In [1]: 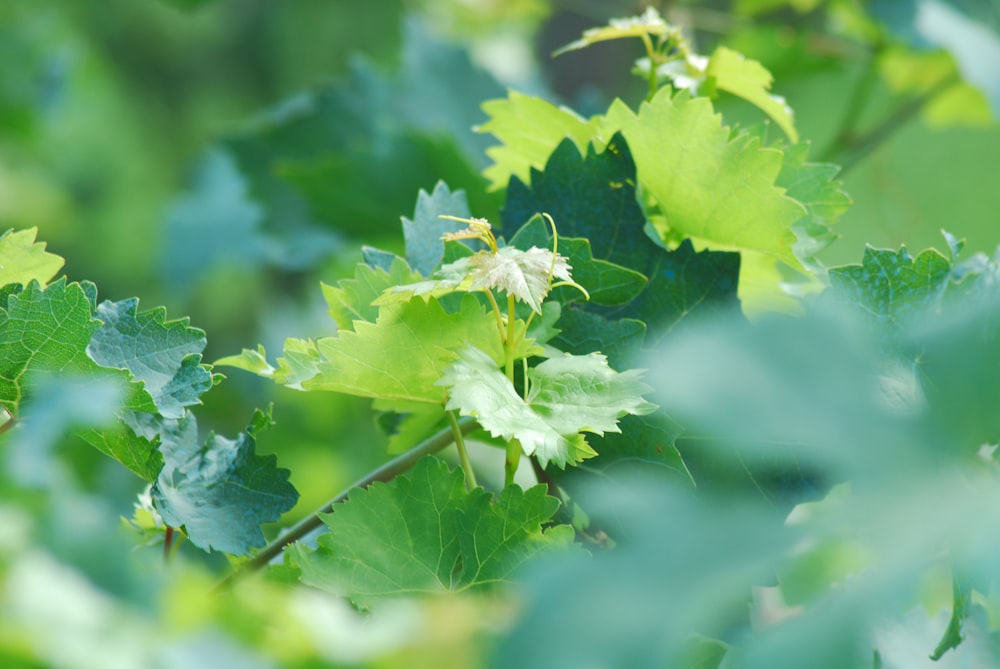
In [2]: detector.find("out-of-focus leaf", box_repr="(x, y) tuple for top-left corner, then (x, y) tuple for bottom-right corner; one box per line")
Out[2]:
(551, 7), (670, 56)
(291, 456), (573, 605)
(152, 409), (298, 555)
(0, 228), (64, 288)
(705, 46), (798, 142)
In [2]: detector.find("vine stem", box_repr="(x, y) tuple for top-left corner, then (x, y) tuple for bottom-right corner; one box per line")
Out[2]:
(448, 410), (477, 490)
(217, 417), (477, 588)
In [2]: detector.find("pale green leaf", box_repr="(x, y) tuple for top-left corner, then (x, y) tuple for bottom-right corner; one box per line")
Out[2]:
(292, 456), (573, 604)
(552, 7), (670, 56)
(439, 346), (656, 468)
(478, 90), (601, 191)
(0, 228), (64, 288)
(705, 46), (798, 143)
(321, 256), (421, 331)
(309, 295), (503, 404)
(601, 90), (806, 270)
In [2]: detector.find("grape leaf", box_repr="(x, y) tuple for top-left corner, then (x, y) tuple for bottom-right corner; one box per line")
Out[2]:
(777, 143), (851, 266)
(78, 424), (163, 483)
(502, 137), (741, 345)
(291, 456), (573, 604)
(550, 307), (646, 371)
(151, 408), (298, 555)
(0, 227), (64, 288)
(508, 215), (648, 307)
(705, 46), (798, 143)
(309, 295), (503, 404)
(439, 346), (656, 468)
(0, 280), (105, 411)
(551, 7), (670, 56)
(321, 257), (421, 332)
(827, 245), (952, 333)
(601, 89), (806, 269)
(86, 298), (216, 420)
(478, 90), (602, 192)
(401, 181), (473, 276)
(502, 136), (660, 274)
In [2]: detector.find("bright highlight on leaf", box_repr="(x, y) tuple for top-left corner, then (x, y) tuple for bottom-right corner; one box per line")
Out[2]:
(0, 227), (64, 288)
(705, 46), (799, 143)
(438, 345), (656, 468)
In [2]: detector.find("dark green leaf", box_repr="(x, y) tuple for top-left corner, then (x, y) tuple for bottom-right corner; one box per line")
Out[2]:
(402, 181), (473, 276)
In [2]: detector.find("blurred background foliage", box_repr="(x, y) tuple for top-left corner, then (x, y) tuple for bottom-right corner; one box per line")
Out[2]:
(2, 0), (1000, 667)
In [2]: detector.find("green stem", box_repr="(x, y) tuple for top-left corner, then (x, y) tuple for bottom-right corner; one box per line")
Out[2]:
(640, 32), (659, 100)
(504, 293), (517, 383)
(820, 49), (880, 163)
(505, 438), (522, 488)
(484, 288), (506, 344)
(448, 410), (477, 490)
(217, 417), (477, 588)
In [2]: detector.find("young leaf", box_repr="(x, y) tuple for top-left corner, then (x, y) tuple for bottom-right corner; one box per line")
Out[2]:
(321, 256), (421, 331)
(0, 227), (64, 288)
(509, 216), (648, 307)
(439, 346), (656, 468)
(291, 456), (573, 605)
(87, 298), (216, 420)
(601, 89), (806, 269)
(309, 295), (504, 405)
(402, 181), (473, 276)
(478, 90), (601, 191)
(551, 7), (670, 56)
(705, 46), (798, 143)
(151, 409), (298, 555)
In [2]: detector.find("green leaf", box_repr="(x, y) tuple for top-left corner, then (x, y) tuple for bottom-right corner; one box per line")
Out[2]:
(705, 46), (799, 143)
(78, 422), (163, 483)
(502, 136), (660, 274)
(321, 256), (421, 331)
(827, 245), (952, 333)
(551, 7), (670, 56)
(777, 143), (851, 266)
(439, 346), (656, 468)
(309, 295), (503, 404)
(610, 239), (742, 347)
(503, 136), (741, 345)
(0, 280), (102, 411)
(152, 409), (298, 555)
(550, 306), (647, 371)
(87, 298), (215, 420)
(291, 456), (572, 604)
(0, 227), (64, 288)
(478, 90), (602, 192)
(601, 89), (807, 270)
(509, 215), (648, 307)
(402, 181), (473, 276)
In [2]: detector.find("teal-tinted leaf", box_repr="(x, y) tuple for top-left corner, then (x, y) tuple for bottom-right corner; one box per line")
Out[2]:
(321, 257), (421, 332)
(509, 216), (648, 307)
(0, 279), (103, 411)
(152, 409), (298, 555)
(87, 298), (215, 420)
(0, 227), (64, 288)
(827, 245), (952, 334)
(440, 346), (656, 468)
(292, 456), (572, 604)
(777, 143), (851, 266)
(402, 181), (473, 276)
